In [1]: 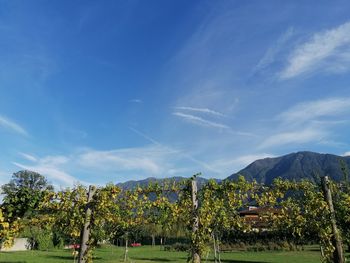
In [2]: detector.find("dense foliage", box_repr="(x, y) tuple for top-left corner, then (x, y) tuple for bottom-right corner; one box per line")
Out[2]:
(0, 170), (349, 263)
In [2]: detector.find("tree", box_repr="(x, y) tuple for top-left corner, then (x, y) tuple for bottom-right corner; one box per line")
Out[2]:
(0, 170), (52, 248)
(1, 170), (53, 220)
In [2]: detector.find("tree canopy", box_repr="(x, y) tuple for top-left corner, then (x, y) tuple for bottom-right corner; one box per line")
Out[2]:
(1, 170), (53, 219)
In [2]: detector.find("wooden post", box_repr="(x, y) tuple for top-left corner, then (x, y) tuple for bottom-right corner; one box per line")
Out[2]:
(321, 176), (344, 263)
(212, 233), (217, 263)
(151, 234), (155, 247)
(191, 177), (201, 263)
(78, 185), (96, 263)
(217, 236), (221, 263)
(123, 235), (128, 262)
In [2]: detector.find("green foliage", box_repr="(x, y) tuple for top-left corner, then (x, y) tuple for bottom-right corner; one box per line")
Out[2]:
(1, 170), (53, 220)
(0, 208), (20, 248)
(2, 171), (349, 263)
(22, 225), (56, 250)
(164, 242), (190, 251)
(0, 170), (53, 248)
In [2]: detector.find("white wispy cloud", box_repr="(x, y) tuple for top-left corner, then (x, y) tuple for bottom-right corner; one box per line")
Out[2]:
(281, 21), (350, 79)
(13, 143), (212, 186)
(13, 161), (79, 187)
(77, 146), (173, 175)
(0, 115), (28, 136)
(39, 155), (69, 166)
(18, 152), (37, 162)
(129, 99), (142, 103)
(279, 97), (350, 126)
(167, 3), (241, 116)
(174, 106), (225, 117)
(343, 151), (350, 156)
(13, 154), (84, 187)
(173, 112), (230, 129)
(259, 128), (326, 149)
(258, 97), (350, 150)
(210, 153), (275, 173)
(254, 27), (294, 73)
(129, 127), (162, 146)
(129, 127), (221, 174)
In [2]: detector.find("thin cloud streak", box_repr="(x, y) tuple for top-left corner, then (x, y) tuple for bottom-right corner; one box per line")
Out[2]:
(129, 99), (142, 103)
(281, 21), (350, 79)
(210, 153), (276, 173)
(13, 154), (88, 187)
(174, 106), (225, 117)
(0, 115), (28, 136)
(259, 128), (326, 149)
(279, 97), (350, 125)
(258, 97), (350, 150)
(12, 161), (80, 187)
(173, 112), (230, 129)
(129, 127), (221, 174)
(77, 146), (170, 175)
(254, 27), (294, 73)
(129, 127), (162, 146)
(18, 152), (37, 162)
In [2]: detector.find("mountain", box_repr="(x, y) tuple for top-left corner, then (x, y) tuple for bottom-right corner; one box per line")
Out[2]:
(116, 176), (213, 190)
(227, 151), (350, 184)
(116, 176), (215, 202)
(116, 152), (350, 188)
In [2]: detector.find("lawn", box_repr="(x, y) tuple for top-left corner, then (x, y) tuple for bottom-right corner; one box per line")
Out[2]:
(0, 245), (348, 263)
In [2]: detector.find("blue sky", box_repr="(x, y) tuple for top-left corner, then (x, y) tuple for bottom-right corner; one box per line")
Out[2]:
(1, 0), (350, 188)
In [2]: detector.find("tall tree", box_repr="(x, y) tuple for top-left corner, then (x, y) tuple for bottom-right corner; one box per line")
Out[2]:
(1, 170), (53, 219)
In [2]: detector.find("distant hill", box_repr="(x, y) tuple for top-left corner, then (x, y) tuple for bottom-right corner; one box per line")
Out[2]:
(116, 152), (350, 188)
(116, 176), (213, 190)
(227, 151), (350, 184)
(116, 176), (215, 202)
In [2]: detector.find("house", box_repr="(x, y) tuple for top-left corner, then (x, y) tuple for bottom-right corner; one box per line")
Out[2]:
(239, 206), (280, 231)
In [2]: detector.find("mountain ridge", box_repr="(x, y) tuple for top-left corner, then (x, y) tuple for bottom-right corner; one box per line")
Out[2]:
(116, 176), (214, 189)
(116, 151), (350, 188)
(227, 151), (350, 184)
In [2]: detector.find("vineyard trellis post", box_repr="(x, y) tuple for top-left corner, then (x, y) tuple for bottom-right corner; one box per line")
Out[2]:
(191, 176), (201, 263)
(321, 176), (344, 263)
(78, 185), (96, 263)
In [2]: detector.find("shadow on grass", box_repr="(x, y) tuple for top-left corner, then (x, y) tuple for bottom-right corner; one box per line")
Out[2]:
(219, 260), (268, 263)
(44, 255), (102, 260)
(0, 261), (27, 263)
(134, 257), (181, 262)
(307, 248), (321, 252)
(133, 258), (267, 263)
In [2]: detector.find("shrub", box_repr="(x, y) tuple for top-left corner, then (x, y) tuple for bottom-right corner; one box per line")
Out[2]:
(163, 242), (189, 252)
(23, 227), (54, 250)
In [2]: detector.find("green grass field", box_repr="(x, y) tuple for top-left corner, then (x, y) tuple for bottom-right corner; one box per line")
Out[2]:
(0, 245), (348, 263)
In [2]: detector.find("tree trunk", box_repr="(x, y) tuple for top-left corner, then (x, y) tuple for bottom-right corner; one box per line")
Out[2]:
(216, 236), (221, 263)
(78, 186), (96, 263)
(321, 176), (345, 263)
(213, 233), (217, 263)
(151, 234), (155, 247)
(123, 236), (128, 262)
(191, 178), (201, 263)
(320, 245), (325, 258)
